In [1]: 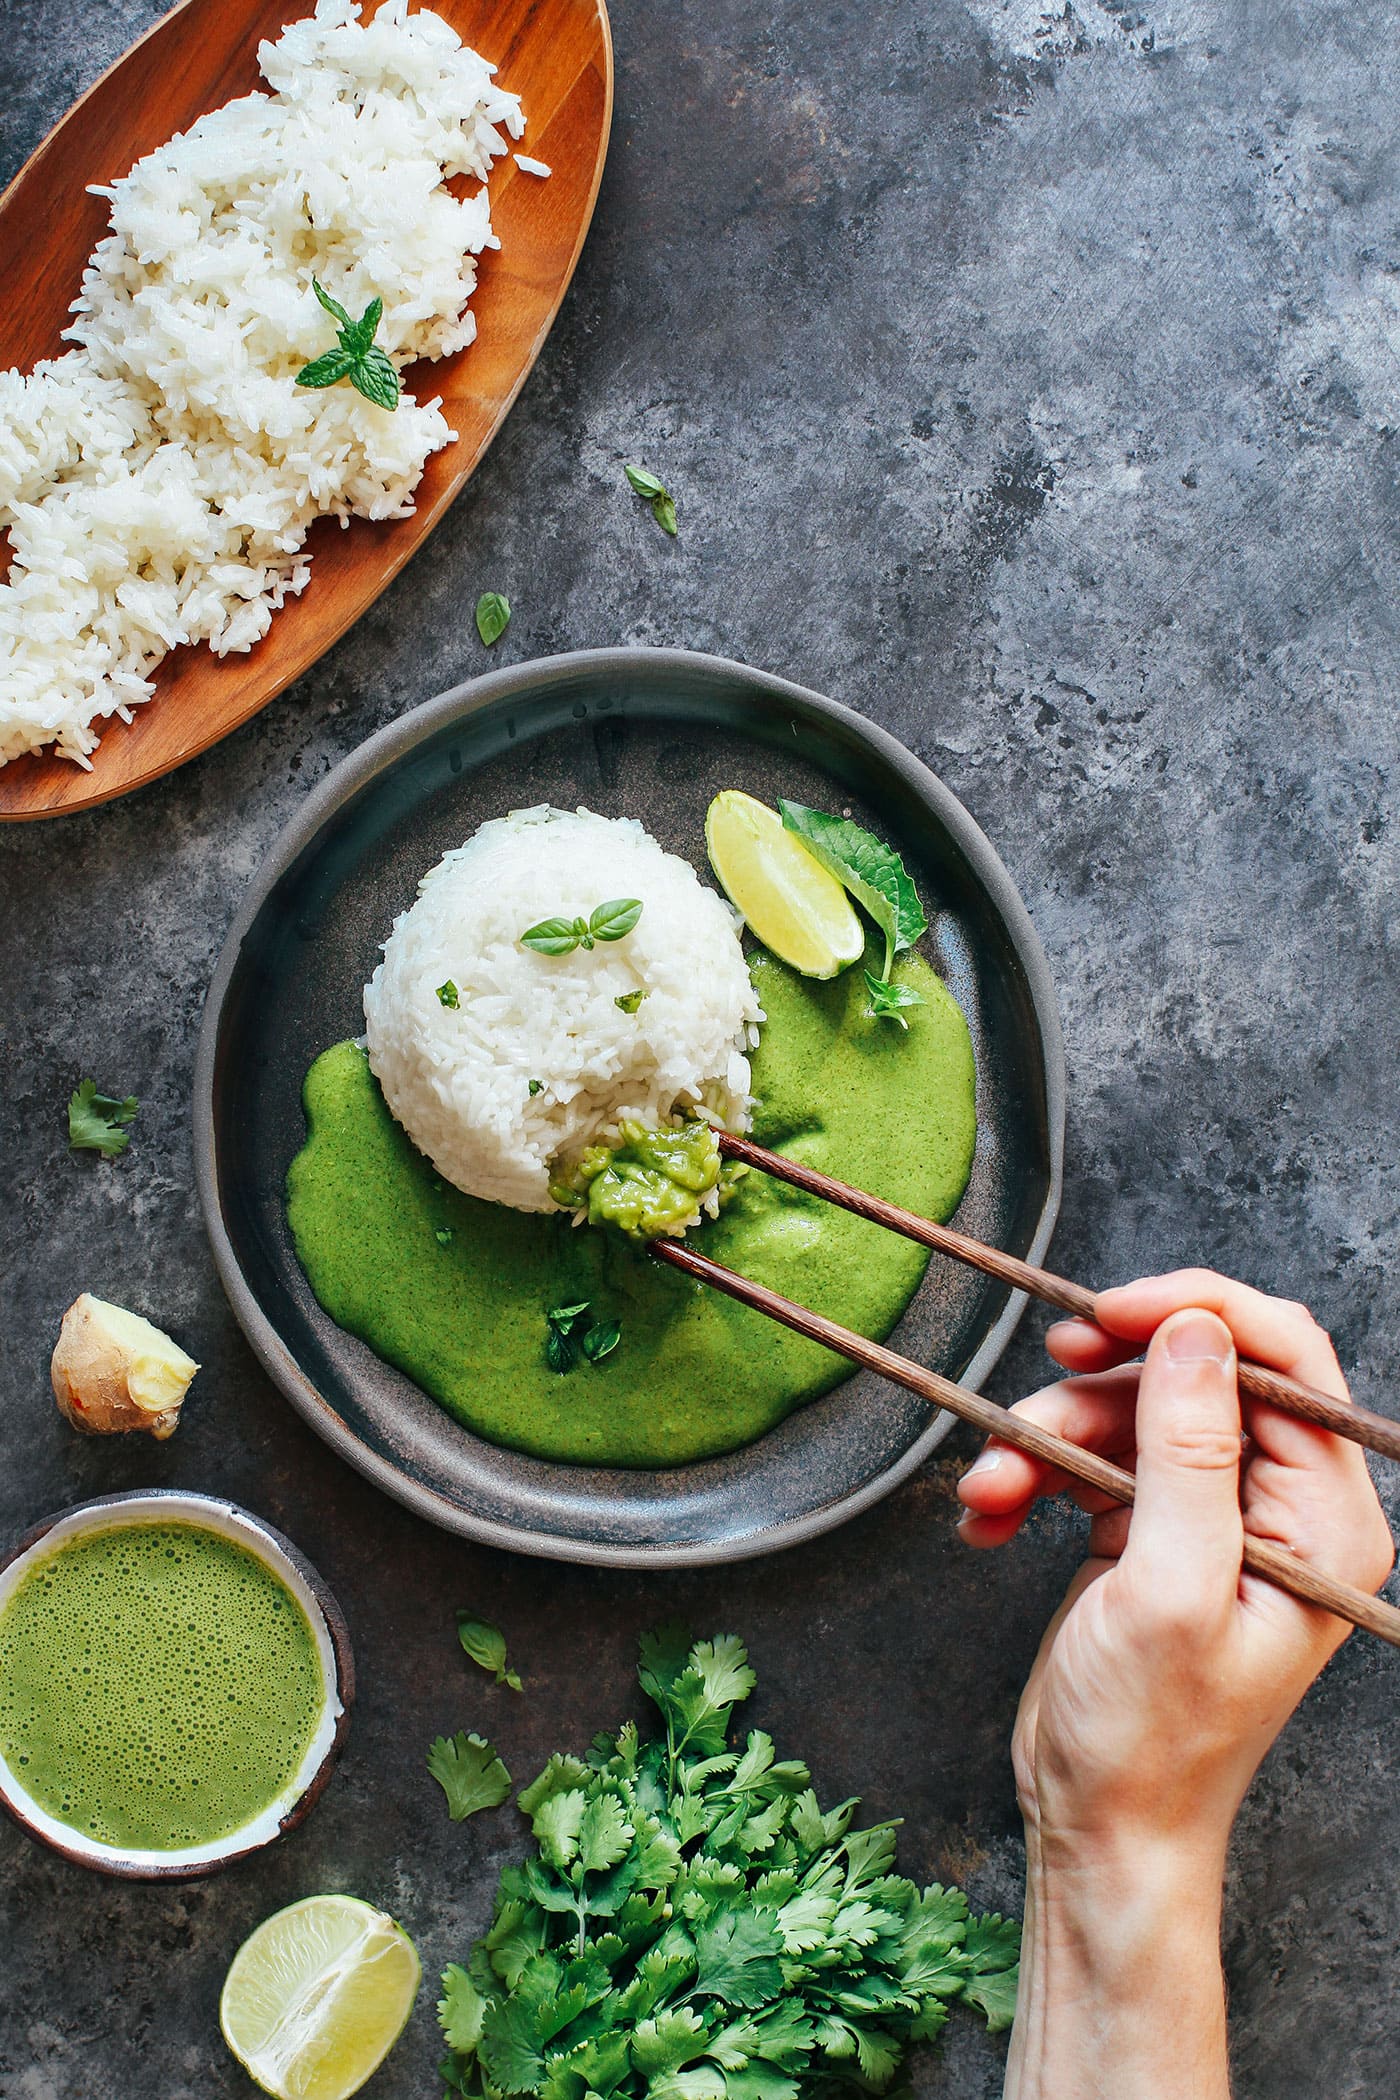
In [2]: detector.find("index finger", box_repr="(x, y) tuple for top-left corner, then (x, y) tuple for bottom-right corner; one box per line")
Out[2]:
(1092, 1268), (1347, 1401)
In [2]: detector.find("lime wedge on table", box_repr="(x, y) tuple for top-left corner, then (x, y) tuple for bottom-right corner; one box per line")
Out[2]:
(220, 1896), (421, 2100)
(705, 789), (864, 977)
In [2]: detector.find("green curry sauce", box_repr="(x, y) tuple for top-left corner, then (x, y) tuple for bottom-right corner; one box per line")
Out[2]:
(287, 949), (977, 1467)
(0, 1522), (324, 1851)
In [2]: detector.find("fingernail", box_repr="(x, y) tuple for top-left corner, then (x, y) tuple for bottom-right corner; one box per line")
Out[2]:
(963, 1448), (1004, 1479)
(1163, 1311), (1231, 1367)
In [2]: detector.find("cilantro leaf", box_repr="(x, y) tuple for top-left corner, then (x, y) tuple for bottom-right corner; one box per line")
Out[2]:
(632, 2007), (707, 2077)
(440, 1963), (488, 2054)
(436, 1632), (1018, 2095)
(68, 1078), (139, 1157)
(692, 1907), (784, 2007)
(428, 1731), (512, 1821)
(458, 1614), (523, 1691)
(777, 803), (926, 980)
(533, 1785), (588, 1869)
(962, 1963), (1019, 2033)
(481, 1953), (588, 2093)
(578, 1790), (634, 1873)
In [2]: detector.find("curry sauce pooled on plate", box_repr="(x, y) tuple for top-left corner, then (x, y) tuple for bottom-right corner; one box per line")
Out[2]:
(287, 802), (977, 1466)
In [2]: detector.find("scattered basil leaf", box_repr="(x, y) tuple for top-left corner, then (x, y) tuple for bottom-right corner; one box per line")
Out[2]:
(624, 464), (678, 535)
(435, 1227), (454, 1246)
(522, 916), (589, 956)
(778, 800), (927, 979)
(547, 1302), (592, 1328)
(437, 979), (460, 1008)
(296, 278), (400, 409)
(545, 1325), (577, 1375)
(614, 989), (647, 1014)
(294, 346), (357, 389)
(522, 901), (642, 955)
(457, 1614), (523, 1692)
(427, 1730), (512, 1820)
(589, 898), (643, 942)
(545, 1300), (621, 1373)
(528, 1079), (544, 1096)
(313, 279), (354, 331)
(863, 969), (924, 1030)
(581, 1319), (621, 1363)
(68, 1079), (139, 1158)
(475, 591), (511, 647)
(350, 343), (401, 411)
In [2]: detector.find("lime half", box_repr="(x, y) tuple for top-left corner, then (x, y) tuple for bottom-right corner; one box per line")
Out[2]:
(705, 790), (864, 978)
(220, 1895), (421, 2100)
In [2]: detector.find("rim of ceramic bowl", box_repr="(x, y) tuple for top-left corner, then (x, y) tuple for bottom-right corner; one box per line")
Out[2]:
(0, 1489), (354, 1880)
(194, 646), (1066, 1564)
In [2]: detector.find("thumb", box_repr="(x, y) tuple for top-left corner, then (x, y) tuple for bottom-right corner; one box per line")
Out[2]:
(1122, 1308), (1243, 1619)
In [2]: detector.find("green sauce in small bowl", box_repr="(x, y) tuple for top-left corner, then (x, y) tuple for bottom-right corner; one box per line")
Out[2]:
(0, 1492), (351, 1878)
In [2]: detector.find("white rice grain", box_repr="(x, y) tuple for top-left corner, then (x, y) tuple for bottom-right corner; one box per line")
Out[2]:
(0, 0), (523, 768)
(363, 809), (764, 1213)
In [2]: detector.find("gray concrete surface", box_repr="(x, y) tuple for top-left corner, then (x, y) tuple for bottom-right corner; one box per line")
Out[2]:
(2, 0), (1398, 2093)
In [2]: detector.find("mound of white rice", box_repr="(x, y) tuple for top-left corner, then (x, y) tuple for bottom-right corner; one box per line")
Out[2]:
(0, 0), (524, 769)
(363, 809), (765, 1213)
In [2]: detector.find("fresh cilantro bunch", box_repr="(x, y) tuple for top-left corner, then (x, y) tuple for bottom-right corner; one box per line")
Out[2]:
(437, 1629), (1018, 2100)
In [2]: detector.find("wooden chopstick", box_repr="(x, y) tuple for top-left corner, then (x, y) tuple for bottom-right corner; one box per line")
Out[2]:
(717, 1131), (1400, 1468)
(650, 1237), (1400, 1650)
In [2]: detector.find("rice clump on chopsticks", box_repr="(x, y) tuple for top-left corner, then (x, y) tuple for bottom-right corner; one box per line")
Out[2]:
(363, 809), (765, 1214)
(0, 0), (523, 769)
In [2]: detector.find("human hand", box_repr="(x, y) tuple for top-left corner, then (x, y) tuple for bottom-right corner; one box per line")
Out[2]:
(956, 1272), (1394, 2099)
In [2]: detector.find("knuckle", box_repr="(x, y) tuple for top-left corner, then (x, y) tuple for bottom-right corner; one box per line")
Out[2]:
(1165, 1266), (1222, 1297)
(1364, 1513), (1397, 1592)
(1132, 1577), (1224, 1644)
(1157, 1416), (1243, 1472)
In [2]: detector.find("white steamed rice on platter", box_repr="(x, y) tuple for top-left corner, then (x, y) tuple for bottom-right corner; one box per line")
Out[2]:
(0, 0), (524, 769)
(363, 809), (765, 1218)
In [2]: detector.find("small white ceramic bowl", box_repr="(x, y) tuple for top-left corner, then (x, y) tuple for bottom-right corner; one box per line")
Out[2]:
(0, 1489), (353, 1880)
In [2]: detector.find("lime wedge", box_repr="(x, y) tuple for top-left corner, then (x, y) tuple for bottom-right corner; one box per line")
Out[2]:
(705, 789), (864, 978)
(220, 1895), (421, 2100)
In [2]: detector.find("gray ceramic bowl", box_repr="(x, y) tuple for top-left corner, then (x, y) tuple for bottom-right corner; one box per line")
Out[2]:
(0, 1490), (353, 1879)
(194, 648), (1064, 1565)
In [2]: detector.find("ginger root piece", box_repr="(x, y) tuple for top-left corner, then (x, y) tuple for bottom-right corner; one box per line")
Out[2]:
(51, 1294), (199, 1440)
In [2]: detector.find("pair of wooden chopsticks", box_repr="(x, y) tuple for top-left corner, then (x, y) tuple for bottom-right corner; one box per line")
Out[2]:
(649, 1133), (1400, 1651)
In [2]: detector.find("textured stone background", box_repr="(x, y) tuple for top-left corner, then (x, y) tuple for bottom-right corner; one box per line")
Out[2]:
(2, 0), (1398, 2093)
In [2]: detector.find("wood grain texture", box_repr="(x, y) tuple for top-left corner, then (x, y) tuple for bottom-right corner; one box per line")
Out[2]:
(652, 1236), (1400, 1652)
(718, 1130), (1400, 1465)
(0, 0), (612, 821)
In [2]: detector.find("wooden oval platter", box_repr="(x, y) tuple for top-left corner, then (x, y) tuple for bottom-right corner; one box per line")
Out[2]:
(0, 0), (613, 821)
